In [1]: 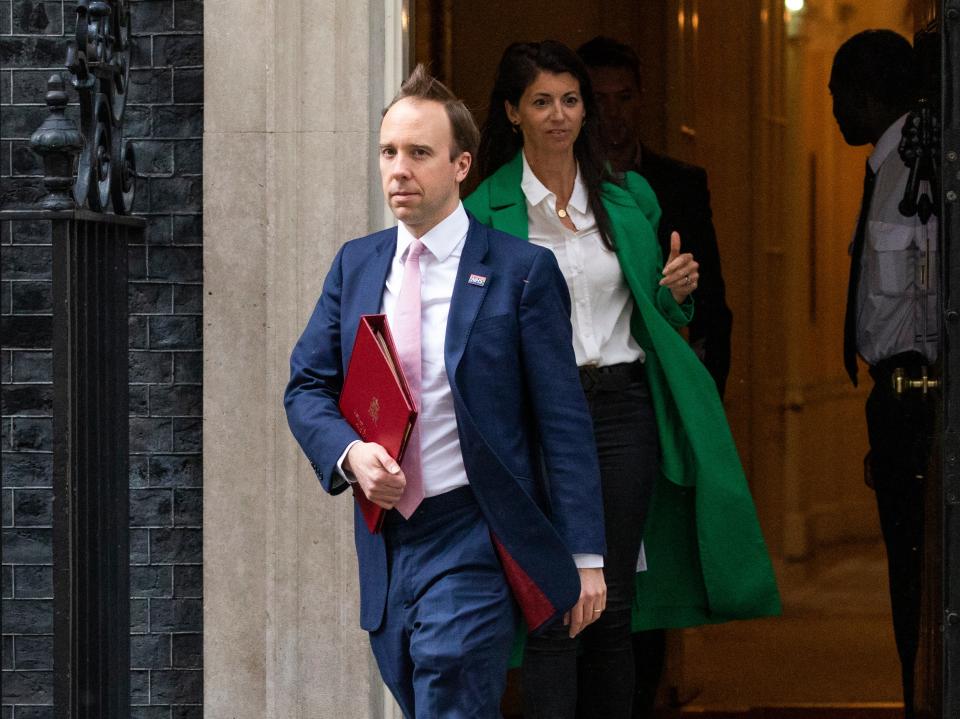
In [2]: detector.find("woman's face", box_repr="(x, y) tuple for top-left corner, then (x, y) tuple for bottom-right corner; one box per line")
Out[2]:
(506, 70), (585, 159)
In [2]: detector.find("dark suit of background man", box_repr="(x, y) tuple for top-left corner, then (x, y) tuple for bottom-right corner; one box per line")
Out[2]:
(829, 30), (937, 719)
(284, 65), (607, 718)
(577, 36), (734, 719)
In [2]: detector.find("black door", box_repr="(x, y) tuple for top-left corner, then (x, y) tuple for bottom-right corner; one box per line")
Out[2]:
(941, 1), (960, 714)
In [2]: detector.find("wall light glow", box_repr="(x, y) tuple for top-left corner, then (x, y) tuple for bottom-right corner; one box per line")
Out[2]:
(785, 0), (804, 11)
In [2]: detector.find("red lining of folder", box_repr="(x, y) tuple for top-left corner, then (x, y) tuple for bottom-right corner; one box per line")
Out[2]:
(491, 533), (556, 632)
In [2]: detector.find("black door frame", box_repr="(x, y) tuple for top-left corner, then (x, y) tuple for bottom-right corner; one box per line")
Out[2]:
(942, 1), (960, 715)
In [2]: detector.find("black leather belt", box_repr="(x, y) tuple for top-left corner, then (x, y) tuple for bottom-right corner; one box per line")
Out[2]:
(578, 360), (646, 395)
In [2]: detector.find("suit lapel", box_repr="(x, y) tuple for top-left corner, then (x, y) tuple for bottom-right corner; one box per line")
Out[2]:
(363, 230), (397, 313)
(343, 229), (396, 366)
(445, 218), (491, 378)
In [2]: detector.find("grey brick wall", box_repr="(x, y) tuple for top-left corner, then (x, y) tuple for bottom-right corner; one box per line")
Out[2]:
(1, 1), (204, 715)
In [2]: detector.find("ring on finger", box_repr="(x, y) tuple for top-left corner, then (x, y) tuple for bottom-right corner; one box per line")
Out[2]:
(683, 274), (691, 286)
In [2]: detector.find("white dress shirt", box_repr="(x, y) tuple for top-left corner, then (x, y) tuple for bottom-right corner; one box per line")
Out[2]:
(521, 151), (645, 367)
(336, 205), (471, 497)
(857, 114), (939, 365)
(382, 204), (471, 498)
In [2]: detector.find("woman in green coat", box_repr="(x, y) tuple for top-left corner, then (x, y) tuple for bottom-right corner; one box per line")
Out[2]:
(464, 40), (780, 719)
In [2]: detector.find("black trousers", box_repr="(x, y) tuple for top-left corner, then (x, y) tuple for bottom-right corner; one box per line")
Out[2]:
(866, 352), (934, 719)
(522, 367), (658, 719)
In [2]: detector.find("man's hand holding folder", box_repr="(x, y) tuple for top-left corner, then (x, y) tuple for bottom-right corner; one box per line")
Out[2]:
(343, 444), (405, 511)
(338, 314), (418, 532)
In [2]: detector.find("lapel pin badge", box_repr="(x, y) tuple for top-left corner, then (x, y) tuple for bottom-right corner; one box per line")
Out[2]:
(467, 273), (487, 287)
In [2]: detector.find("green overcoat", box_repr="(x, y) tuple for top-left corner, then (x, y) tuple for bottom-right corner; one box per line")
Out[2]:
(464, 152), (781, 635)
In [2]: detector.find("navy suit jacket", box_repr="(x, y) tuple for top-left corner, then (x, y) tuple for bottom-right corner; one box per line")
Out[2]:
(284, 214), (605, 632)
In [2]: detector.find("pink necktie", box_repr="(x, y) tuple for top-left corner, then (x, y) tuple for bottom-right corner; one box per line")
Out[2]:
(394, 239), (427, 518)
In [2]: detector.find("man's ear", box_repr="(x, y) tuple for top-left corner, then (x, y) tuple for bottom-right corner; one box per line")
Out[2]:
(454, 152), (472, 183)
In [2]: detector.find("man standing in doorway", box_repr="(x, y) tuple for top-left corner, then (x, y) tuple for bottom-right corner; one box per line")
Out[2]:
(830, 30), (937, 719)
(577, 36), (733, 397)
(285, 66), (606, 718)
(577, 36), (735, 718)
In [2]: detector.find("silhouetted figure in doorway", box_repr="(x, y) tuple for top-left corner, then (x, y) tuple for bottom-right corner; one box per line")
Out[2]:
(830, 29), (937, 719)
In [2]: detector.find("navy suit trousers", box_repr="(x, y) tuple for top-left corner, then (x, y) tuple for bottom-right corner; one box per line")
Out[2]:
(370, 487), (517, 719)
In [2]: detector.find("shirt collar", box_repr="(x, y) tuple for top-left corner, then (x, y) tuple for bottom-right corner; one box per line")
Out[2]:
(869, 113), (909, 174)
(520, 150), (588, 214)
(396, 202), (469, 263)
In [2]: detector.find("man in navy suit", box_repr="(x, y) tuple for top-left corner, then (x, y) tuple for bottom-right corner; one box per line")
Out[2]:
(284, 66), (606, 718)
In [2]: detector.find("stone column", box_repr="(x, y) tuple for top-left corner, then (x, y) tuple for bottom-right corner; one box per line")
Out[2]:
(202, 0), (395, 716)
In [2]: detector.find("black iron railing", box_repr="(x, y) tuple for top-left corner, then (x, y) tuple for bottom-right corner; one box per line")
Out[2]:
(49, 209), (136, 717)
(0, 208), (140, 718)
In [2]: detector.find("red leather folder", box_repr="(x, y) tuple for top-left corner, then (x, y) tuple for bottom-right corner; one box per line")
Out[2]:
(339, 314), (417, 533)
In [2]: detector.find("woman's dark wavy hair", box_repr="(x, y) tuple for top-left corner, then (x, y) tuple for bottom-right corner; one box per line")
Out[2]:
(478, 40), (618, 249)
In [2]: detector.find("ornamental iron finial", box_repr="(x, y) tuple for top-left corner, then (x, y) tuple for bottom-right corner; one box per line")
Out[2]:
(34, 0), (138, 213)
(30, 74), (84, 211)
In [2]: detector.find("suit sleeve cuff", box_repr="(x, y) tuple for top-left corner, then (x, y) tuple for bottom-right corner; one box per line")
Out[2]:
(573, 553), (604, 569)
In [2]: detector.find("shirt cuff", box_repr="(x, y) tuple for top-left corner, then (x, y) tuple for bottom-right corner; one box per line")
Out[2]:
(335, 440), (362, 485)
(572, 553), (604, 569)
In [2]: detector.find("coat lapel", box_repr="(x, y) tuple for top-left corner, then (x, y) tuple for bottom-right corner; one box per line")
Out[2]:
(445, 218), (491, 377)
(486, 153), (530, 239)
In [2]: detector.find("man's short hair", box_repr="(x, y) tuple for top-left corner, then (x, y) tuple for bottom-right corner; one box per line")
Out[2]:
(832, 30), (916, 112)
(576, 36), (642, 91)
(385, 64), (480, 161)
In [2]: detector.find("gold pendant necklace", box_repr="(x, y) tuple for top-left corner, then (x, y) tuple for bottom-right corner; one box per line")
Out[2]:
(557, 207), (568, 219)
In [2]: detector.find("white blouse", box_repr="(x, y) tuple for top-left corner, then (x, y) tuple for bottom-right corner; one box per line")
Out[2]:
(520, 152), (644, 367)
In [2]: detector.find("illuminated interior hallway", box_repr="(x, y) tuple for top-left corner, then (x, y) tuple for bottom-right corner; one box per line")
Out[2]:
(414, 0), (939, 715)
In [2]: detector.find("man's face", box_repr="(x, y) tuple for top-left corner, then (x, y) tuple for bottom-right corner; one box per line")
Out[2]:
(828, 70), (871, 146)
(379, 98), (471, 237)
(587, 65), (641, 150)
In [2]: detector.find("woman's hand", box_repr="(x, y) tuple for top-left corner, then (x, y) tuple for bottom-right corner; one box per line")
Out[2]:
(659, 231), (699, 304)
